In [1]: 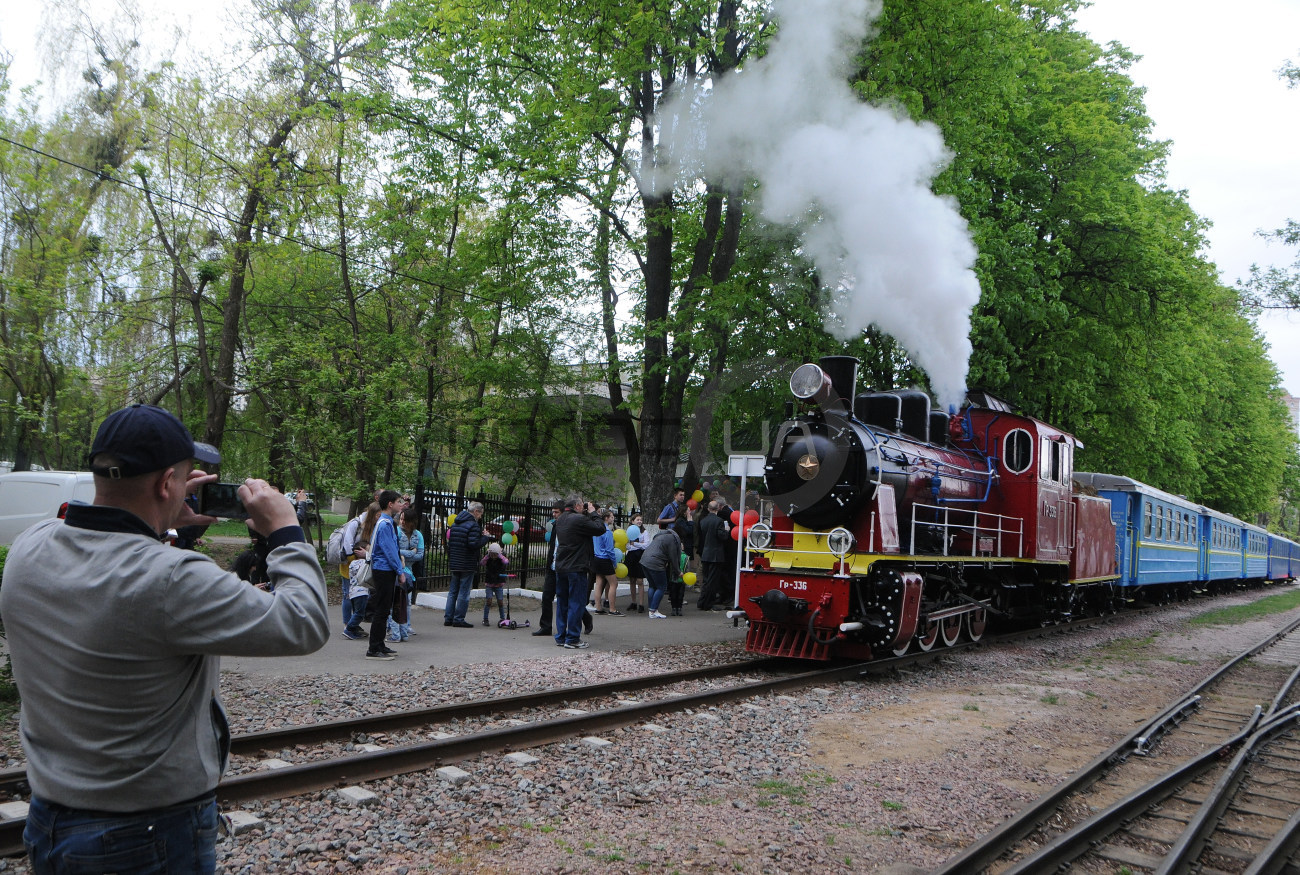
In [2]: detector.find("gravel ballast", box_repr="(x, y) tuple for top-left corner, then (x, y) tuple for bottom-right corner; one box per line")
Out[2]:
(2, 586), (1297, 873)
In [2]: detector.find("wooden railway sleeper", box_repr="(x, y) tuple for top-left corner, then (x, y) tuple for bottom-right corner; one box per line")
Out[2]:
(1155, 707), (1300, 875)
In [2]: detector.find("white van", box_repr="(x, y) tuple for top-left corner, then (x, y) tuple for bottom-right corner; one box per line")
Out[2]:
(0, 471), (96, 546)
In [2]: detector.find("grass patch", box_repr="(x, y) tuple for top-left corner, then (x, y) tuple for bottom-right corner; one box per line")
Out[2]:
(963, 703), (980, 711)
(1099, 633), (1159, 661)
(756, 779), (807, 806)
(1040, 693), (1060, 705)
(1189, 589), (1300, 626)
(881, 800), (905, 811)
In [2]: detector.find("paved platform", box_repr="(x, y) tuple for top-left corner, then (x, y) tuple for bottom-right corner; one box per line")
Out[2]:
(221, 588), (748, 677)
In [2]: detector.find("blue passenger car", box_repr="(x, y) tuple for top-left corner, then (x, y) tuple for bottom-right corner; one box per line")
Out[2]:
(1075, 473), (1201, 591)
(1265, 533), (1295, 581)
(1199, 506), (1244, 584)
(1243, 524), (1269, 580)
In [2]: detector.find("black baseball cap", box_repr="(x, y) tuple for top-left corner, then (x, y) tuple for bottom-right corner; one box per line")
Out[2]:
(88, 404), (222, 479)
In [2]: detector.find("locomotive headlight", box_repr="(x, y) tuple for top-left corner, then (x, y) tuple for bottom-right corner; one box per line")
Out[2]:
(827, 527), (854, 557)
(789, 363), (829, 400)
(747, 522), (773, 551)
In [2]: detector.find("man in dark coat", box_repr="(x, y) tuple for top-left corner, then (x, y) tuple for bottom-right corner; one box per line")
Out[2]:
(445, 501), (492, 628)
(551, 496), (607, 649)
(532, 499), (568, 637)
(696, 500), (729, 610)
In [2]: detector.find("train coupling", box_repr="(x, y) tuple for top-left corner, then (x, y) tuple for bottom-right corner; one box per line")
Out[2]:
(750, 589), (809, 623)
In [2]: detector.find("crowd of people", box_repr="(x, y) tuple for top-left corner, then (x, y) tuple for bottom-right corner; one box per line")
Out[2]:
(0, 400), (753, 874)
(329, 486), (749, 653)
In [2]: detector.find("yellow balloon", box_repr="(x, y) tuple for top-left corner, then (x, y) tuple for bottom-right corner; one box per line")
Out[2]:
(691, 489), (704, 502)
(615, 563), (629, 578)
(613, 528), (628, 545)
(446, 514), (456, 527)
(683, 572), (697, 585)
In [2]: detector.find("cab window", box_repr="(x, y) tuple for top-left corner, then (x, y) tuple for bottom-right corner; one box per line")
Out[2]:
(1004, 430), (1033, 475)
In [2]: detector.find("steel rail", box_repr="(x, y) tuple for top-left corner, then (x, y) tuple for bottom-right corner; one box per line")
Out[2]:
(0, 608), (1129, 857)
(1155, 705), (1300, 875)
(932, 613), (1300, 875)
(998, 712), (1263, 875)
(0, 658), (785, 800)
(1242, 805), (1300, 875)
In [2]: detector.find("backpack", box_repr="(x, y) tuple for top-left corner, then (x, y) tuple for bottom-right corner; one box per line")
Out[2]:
(325, 526), (347, 566)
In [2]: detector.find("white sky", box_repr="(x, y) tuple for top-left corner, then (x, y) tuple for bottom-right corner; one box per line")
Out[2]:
(3, 0), (1300, 391)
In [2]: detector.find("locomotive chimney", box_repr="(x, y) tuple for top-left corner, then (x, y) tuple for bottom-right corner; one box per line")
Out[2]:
(817, 356), (859, 411)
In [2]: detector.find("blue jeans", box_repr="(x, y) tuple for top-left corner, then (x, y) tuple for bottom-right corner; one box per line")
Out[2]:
(345, 594), (368, 636)
(483, 585), (505, 622)
(387, 585), (411, 640)
(341, 576), (352, 626)
(24, 793), (218, 875)
(554, 571), (589, 645)
(646, 567), (668, 612)
(446, 570), (475, 624)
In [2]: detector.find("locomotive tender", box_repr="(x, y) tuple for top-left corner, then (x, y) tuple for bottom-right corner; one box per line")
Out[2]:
(737, 356), (1300, 660)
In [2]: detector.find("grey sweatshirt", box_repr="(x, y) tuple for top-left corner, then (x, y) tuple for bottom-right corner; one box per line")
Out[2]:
(0, 505), (329, 812)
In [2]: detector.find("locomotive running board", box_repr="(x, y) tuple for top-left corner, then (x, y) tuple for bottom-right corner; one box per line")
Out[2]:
(746, 619), (834, 660)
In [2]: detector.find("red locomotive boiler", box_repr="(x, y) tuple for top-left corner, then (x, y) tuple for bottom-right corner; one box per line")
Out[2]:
(737, 356), (1118, 660)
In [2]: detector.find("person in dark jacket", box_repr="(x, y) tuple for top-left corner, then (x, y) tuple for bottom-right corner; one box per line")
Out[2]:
(532, 499), (568, 637)
(445, 501), (492, 628)
(696, 499), (729, 610)
(668, 506), (695, 615)
(551, 496), (607, 649)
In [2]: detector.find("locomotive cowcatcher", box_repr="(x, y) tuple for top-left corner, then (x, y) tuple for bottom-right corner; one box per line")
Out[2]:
(736, 356), (1118, 660)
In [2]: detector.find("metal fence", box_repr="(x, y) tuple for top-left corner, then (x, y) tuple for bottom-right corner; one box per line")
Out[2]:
(411, 490), (640, 593)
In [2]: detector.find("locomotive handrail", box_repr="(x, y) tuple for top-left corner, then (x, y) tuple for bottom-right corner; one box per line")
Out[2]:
(910, 502), (1026, 558)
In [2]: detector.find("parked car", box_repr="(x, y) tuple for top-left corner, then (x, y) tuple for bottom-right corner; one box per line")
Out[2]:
(483, 515), (546, 540)
(0, 471), (95, 546)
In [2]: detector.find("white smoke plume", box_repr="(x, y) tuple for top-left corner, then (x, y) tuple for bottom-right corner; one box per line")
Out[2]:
(648, 0), (981, 409)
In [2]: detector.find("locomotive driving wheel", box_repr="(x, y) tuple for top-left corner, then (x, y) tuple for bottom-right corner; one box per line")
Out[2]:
(965, 608), (987, 642)
(915, 619), (940, 651)
(940, 614), (962, 647)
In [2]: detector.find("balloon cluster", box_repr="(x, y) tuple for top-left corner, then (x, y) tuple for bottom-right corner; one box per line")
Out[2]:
(500, 519), (518, 545)
(686, 488), (704, 510)
(728, 509), (760, 540)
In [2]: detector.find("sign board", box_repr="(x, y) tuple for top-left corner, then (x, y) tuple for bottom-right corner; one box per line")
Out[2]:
(727, 455), (766, 478)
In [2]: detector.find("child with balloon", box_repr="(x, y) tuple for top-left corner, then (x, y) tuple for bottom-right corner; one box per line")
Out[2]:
(623, 513), (649, 613)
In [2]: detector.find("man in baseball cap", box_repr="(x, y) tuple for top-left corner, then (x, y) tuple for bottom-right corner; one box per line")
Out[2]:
(0, 404), (329, 874)
(88, 403), (222, 479)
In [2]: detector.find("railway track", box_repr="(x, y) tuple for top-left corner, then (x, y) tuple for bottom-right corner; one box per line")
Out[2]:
(934, 614), (1300, 874)
(0, 609), (1132, 857)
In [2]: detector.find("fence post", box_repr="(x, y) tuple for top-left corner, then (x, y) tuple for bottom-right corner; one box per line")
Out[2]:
(521, 495), (533, 589)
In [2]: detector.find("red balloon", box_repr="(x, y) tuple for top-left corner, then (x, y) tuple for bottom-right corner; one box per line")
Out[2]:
(743, 509), (759, 525)
(686, 498), (698, 510)
(730, 510), (741, 526)
(731, 526), (740, 540)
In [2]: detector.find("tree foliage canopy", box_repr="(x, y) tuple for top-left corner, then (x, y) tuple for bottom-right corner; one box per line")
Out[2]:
(0, 0), (1293, 525)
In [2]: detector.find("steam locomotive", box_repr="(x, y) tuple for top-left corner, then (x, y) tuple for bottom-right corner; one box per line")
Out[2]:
(735, 356), (1300, 660)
